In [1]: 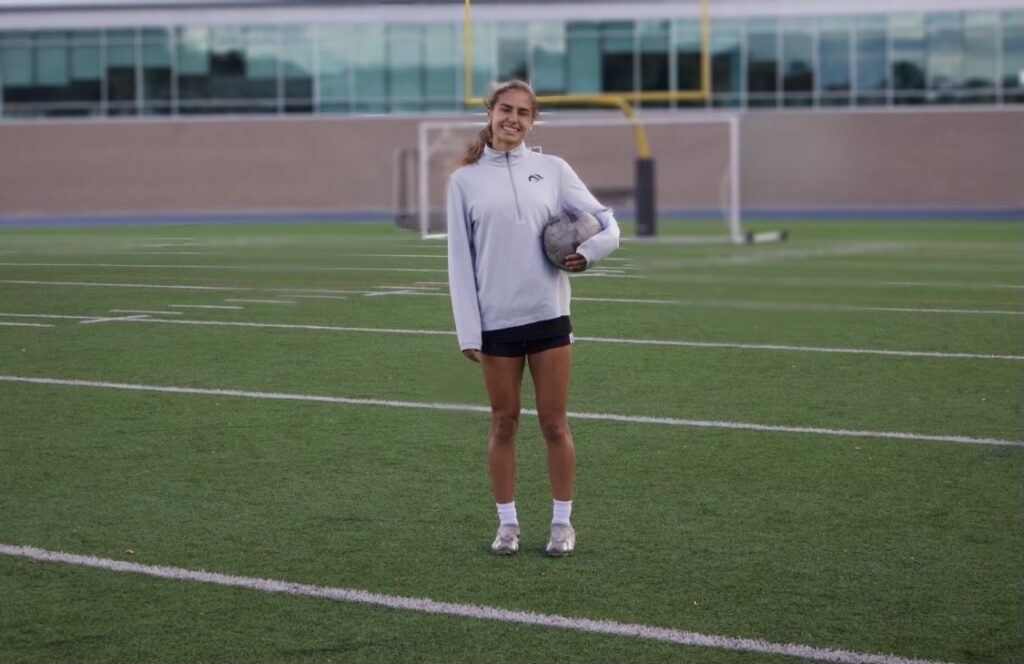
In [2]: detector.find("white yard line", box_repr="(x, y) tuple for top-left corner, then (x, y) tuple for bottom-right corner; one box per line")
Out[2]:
(102, 317), (1023, 362)
(224, 299), (295, 305)
(0, 279), (254, 292)
(647, 273), (1024, 291)
(79, 314), (151, 325)
(0, 262), (448, 274)
(109, 309), (183, 316)
(0, 321), (53, 328)
(1, 376), (1020, 448)
(0, 543), (960, 664)
(573, 296), (1024, 316)
(168, 304), (244, 310)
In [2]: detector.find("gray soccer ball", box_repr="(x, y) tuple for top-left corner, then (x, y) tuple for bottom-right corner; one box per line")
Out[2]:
(541, 209), (601, 271)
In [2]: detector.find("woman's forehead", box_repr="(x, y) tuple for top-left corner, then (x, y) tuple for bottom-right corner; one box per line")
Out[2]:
(495, 89), (533, 109)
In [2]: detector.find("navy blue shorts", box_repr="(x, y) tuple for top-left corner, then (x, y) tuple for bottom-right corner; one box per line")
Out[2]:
(480, 316), (573, 358)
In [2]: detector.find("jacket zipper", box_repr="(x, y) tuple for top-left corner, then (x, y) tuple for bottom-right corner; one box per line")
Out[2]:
(505, 151), (524, 220)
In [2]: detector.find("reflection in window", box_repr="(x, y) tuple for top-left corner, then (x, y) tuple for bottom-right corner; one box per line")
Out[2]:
(107, 32), (137, 114)
(963, 13), (997, 103)
(1003, 11), (1024, 102)
(425, 24), (456, 110)
(320, 25), (350, 113)
(747, 20), (778, 108)
(566, 23), (600, 95)
(497, 23), (527, 83)
(142, 30), (173, 114)
(638, 21), (668, 107)
(531, 22), (566, 95)
(353, 24), (385, 113)
(602, 22), (633, 94)
(782, 18), (814, 106)
(674, 27), (702, 107)
(855, 16), (887, 106)
(388, 24), (423, 112)
(282, 28), (313, 113)
(891, 14), (926, 104)
(818, 18), (851, 106)
(711, 21), (742, 108)
(927, 13), (962, 102)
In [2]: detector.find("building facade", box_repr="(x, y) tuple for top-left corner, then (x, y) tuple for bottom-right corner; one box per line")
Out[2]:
(1, 0), (1022, 119)
(0, 1), (1021, 221)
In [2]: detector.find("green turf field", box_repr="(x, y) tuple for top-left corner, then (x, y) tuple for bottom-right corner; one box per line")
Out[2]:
(0, 219), (1022, 664)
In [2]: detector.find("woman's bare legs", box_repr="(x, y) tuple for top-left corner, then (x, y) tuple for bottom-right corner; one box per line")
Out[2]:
(527, 344), (575, 501)
(480, 354), (527, 504)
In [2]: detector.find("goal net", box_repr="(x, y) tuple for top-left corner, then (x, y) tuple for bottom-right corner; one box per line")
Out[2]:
(396, 113), (747, 243)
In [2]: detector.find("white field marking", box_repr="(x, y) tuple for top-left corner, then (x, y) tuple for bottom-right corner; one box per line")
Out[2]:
(79, 314), (151, 325)
(379, 285), (439, 291)
(2, 376), (1020, 448)
(646, 273), (1024, 291)
(0, 279), (255, 292)
(110, 309), (184, 316)
(118, 251), (208, 256)
(0, 545), (960, 664)
(641, 242), (917, 269)
(794, 259), (1024, 275)
(111, 317), (1024, 362)
(0, 313), (95, 321)
(573, 296), (1024, 317)
(0, 261), (448, 274)
(0, 321), (53, 328)
(269, 288), (365, 295)
(286, 294), (349, 300)
(224, 299), (296, 305)
(168, 304), (244, 310)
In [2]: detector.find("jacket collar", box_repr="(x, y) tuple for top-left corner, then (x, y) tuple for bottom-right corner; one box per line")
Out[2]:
(482, 142), (531, 165)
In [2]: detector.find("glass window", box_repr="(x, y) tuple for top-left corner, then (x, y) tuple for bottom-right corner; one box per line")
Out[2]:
(177, 26), (209, 112)
(353, 23), (385, 113)
(891, 13), (926, 104)
(497, 22), (527, 82)
(962, 12), (997, 103)
(530, 22), (566, 95)
(469, 21), (494, 100)
(37, 44), (69, 86)
(282, 27), (313, 113)
(142, 31), (172, 113)
(855, 15), (887, 106)
(781, 17), (813, 107)
(638, 20), (669, 107)
(1003, 11), (1024, 103)
(388, 24), (423, 112)
(566, 22), (600, 95)
(602, 21), (634, 94)
(2, 44), (33, 87)
(319, 25), (350, 112)
(710, 19), (742, 108)
(926, 13), (962, 102)
(818, 17), (851, 106)
(424, 23), (456, 110)
(674, 26), (701, 103)
(106, 31), (137, 114)
(747, 19), (778, 108)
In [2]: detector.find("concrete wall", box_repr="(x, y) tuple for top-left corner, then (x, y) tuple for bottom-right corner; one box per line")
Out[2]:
(0, 108), (1020, 220)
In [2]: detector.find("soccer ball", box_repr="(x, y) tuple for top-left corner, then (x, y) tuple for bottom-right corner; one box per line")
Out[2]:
(541, 209), (601, 271)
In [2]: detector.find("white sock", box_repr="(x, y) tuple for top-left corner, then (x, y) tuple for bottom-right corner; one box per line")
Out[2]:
(552, 499), (573, 526)
(496, 501), (518, 527)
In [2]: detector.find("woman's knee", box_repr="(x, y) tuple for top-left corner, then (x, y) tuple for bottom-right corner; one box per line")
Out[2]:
(490, 411), (520, 441)
(539, 418), (571, 444)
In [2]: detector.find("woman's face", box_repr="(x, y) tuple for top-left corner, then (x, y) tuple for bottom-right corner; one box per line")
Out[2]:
(488, 88), (535, 152)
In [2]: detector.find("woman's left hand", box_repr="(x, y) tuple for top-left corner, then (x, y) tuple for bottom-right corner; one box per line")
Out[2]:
(563, 253), (588, 272)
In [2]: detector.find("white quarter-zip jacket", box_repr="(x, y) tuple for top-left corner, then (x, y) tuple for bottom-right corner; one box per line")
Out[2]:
(447, 143), (620, 351)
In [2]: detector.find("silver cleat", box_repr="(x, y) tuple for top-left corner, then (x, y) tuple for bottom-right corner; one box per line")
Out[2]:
(491, 524), (521, 555)
(545, 523), (576, 557)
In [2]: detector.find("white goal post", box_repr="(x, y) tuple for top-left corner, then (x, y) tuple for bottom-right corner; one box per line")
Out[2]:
(406, 113), (755, 243)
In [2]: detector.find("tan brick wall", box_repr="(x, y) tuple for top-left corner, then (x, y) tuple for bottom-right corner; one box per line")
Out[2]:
(0, 109), (1020, 219)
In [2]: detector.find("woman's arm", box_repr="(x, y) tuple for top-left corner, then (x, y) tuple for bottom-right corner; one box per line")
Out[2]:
(446, 176), (484, 354)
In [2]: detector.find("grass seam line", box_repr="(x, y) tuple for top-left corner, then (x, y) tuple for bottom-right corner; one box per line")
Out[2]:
(0, 544), (961, 664)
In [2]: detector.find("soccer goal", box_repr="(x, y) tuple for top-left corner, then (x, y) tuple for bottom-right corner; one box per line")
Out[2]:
(398, 112), (777, 244)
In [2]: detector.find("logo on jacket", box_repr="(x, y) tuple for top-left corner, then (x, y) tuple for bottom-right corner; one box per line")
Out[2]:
(528, 173), (544, 182)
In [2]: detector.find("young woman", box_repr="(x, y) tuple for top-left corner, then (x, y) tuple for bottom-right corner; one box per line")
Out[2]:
(446, 80), (620, 556)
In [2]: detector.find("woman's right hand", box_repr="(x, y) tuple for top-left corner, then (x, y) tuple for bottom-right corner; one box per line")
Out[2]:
(462, 349), (481, 363)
